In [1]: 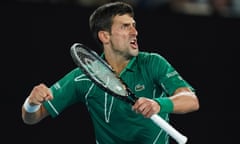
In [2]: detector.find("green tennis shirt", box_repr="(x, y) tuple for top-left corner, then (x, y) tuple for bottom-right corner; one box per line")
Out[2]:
(43, 52), (194, 144)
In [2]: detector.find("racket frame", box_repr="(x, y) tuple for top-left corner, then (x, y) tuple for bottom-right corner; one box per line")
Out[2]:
(70, 43), (137, 105)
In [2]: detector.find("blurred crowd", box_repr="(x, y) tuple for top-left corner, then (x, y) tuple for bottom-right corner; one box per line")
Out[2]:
(15, 0), (240, 18)
(170, 0), (240, 18)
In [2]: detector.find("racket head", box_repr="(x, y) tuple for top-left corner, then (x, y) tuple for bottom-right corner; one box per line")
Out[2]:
(70, 43), (128, 98)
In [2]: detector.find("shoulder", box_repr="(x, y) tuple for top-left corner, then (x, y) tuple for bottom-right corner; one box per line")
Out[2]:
(67, 67), (82, 75)
(61, 67), (83, 80)
(137, 51), (167, 63)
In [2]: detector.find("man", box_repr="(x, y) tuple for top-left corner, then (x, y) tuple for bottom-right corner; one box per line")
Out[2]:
(22, 2), (199, 144)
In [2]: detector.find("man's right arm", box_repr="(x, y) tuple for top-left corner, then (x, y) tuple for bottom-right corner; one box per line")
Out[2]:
(21, 83), (53, 125)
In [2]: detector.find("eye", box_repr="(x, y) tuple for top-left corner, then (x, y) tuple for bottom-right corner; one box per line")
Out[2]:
(121, 24), (131, 30)
(121, 23), (136, 30)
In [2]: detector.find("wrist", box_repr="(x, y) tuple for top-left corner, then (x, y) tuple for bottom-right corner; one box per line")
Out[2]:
(23, 97), (41, 113)
(154, 97), (173, 113)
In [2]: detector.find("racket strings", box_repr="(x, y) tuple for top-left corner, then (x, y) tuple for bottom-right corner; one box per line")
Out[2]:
(76, 47), (128, 97)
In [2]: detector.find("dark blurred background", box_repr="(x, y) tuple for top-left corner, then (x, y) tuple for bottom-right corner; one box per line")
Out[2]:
(2, 0), (236, 143)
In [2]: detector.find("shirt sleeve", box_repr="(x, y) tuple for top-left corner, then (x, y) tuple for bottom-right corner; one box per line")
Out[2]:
(148, 53), (195, 96)
(43, 68), (89, 118)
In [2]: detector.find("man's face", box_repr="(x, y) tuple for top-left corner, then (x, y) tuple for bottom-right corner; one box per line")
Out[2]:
(108, 14), (139, 58)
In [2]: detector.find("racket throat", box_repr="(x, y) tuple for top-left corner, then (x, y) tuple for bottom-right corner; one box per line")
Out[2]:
(126, 88), (138, 105)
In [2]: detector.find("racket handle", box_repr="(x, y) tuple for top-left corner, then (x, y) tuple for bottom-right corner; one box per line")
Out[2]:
(150, 114), (188, 144)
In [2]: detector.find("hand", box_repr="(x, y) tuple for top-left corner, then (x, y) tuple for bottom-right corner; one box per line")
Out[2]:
(132, 97), (160, 118)
(27, 83), (53, 105)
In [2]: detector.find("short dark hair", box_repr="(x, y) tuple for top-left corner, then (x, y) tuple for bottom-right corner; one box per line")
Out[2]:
(89, 1), (134, 45)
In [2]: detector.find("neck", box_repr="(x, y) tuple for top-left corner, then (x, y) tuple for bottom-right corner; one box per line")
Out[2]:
(104, 53), (129, 75)
(106, 57), (129, 75)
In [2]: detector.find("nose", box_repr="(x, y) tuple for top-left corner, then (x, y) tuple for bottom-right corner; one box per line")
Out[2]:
(130, 26), (138, 36)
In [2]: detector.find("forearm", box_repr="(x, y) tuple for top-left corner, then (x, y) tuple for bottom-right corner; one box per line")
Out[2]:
(170, 90), (199, 114)
(22, 98), (49, 125)
(154, 88), (200, 114)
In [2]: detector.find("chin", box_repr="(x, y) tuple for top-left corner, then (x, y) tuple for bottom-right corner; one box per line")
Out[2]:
(131, 51), (139, 57)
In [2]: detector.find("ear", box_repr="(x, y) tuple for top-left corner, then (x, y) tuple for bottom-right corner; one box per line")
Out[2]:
(98, 31), (110, 44)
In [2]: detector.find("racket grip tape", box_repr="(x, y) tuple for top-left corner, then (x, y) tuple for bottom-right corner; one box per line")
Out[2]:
(150, 114), (188, 144)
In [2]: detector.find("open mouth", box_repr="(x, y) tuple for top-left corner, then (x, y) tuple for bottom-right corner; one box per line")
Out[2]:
(130, 39), (138, 49)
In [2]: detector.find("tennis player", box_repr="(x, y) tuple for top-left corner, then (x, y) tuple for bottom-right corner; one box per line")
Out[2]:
(22, 1), (199, 144)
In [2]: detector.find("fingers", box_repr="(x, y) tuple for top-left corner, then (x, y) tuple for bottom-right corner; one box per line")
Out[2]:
(132, 97), (160, 118)
(28, 83), (53, 105)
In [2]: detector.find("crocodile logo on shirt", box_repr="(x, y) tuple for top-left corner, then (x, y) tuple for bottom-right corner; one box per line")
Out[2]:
(135, 84), (145, 92)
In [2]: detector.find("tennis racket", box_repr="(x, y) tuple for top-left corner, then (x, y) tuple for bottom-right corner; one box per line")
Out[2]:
(70, 43), (188, 144)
